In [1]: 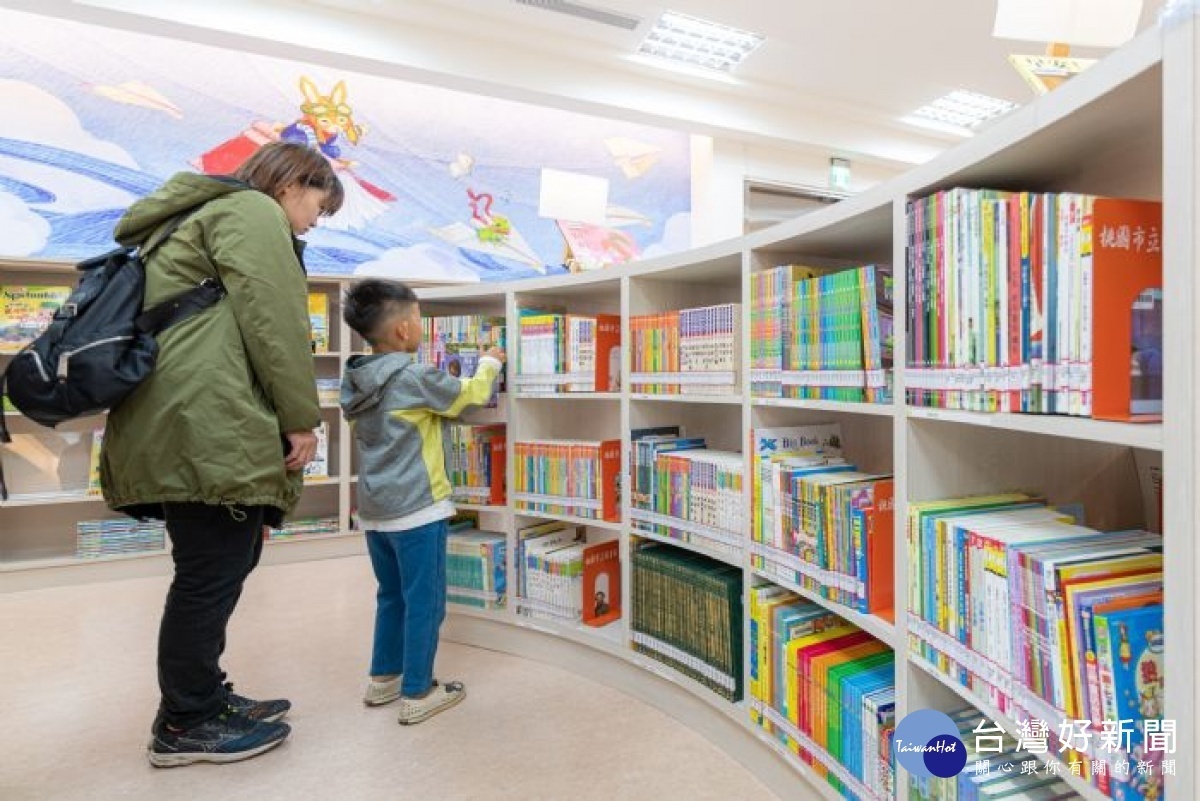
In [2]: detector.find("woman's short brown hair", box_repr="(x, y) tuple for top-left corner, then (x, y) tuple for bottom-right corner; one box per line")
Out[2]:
(234, 142), (345, 216)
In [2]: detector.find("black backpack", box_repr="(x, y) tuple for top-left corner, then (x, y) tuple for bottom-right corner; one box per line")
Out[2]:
(0, 204), (228, 500)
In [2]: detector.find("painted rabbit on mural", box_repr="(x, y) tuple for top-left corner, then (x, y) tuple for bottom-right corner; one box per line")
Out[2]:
(193, 76), (394, 231)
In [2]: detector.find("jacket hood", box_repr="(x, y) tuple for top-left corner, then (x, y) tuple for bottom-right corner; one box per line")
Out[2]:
(341, 352), (414, 417)
(114, 173), (251, 247)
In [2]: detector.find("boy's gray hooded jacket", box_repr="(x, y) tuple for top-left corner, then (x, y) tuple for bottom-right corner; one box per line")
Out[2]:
(341, 351), (501, 522)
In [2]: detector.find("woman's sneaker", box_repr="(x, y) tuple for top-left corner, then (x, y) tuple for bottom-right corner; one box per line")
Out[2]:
(147, 708), (290, 768)
(397, 680), (466, 725)
(363, 676), (402, 707)
(224, 682), (291, 723)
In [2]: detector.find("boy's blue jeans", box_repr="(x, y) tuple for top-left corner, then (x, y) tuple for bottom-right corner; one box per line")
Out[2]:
(365, 519), (449, 697)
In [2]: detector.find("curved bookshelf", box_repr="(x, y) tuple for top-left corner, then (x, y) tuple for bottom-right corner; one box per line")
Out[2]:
(3, 18), (1196, 801)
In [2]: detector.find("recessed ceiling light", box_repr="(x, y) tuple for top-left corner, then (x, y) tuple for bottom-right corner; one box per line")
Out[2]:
(900, 90), (1020, 137)
(636, 11), (765, 74)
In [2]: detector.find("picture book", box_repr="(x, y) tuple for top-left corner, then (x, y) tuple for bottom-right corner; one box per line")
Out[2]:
(308, 292), (330, 354)
(0, 285), (72, 354)
(581, 539), (620, 627)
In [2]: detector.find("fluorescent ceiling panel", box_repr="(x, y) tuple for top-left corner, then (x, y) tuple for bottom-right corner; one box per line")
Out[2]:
(637, 10), (764, 73)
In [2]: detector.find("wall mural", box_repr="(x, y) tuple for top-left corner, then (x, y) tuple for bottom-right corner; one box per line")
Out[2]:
(0, 8), (693, 281)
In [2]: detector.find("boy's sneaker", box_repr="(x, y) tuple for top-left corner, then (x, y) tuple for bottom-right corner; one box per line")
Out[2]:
(363, 676), (402, 707)
(397, 680), (466, 725)
(147, 708), (290, 768)
(224, 682), (291, 723)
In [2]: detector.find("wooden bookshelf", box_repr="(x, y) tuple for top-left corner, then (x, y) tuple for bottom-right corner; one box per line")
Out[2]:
(3, 19), (1197, 801)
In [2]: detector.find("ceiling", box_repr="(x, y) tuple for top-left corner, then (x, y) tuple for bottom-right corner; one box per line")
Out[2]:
(59, 0), (1168, 167)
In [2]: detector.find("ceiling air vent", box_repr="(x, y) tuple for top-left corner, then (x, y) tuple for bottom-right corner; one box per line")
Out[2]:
(513, 0), (642, 31)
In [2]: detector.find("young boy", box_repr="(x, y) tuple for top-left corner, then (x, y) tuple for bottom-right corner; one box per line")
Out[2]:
(341, 279), (505, 724)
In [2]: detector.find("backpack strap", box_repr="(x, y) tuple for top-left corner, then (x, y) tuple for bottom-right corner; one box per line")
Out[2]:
(135, 278), (227, 336)
(0, 372), (10, 500)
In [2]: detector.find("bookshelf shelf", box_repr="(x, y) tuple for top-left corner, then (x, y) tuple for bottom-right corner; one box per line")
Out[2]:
(629, 393), (744, 405)
(751, 700), (889, 801)
(629, 526), (744, 569)
(511, 508), (622, 532)
(907, 654), (1108, 801)
(453, 503), (509, 514)
(513, 392), (621, 401)
(263, 530), (358, 546)
(752, 397), (895, 417)
(301, 477), (340, 487)
(1, 493), (102, 508)
(0, 548), (168, 572)
(749, 544), (898, 648)
(905, 407), (1163, 451)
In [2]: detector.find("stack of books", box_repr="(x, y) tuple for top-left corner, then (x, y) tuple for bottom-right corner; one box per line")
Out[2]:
(751, 265), (894, 404)
(631, 542), (743, 701)
(512, 439), (620, 522)
(266, 516), (340, 541)
(516, 311), (620, 393)
(906, 190), (1162, 421)
(446, 523), (506, 610)
(908, 493), (1164, 792)
(629, 303), (741, 395)
(748, 585), (895, 800)
(515, 521), (620, 626)
(420, 314), (506, 406)
(628, 425), (742, 560)
(446, 423), (506, 506)
(76, 518), (166, 558)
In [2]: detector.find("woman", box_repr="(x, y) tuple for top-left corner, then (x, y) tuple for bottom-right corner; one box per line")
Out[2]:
(100, 142), (343, 767)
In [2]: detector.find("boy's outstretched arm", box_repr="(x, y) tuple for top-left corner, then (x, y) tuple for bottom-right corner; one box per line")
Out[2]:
(408, 347), (505, 417)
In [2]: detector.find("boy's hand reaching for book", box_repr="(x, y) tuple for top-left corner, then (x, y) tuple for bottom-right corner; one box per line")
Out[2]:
(484, 346), (506, 363)
(284, 430), (318, 471)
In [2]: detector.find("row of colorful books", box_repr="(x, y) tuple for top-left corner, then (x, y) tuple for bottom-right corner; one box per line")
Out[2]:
(750, 423), (895, 619)
(419, 313), (507, 406)
(629, 304), (742, 395)
(264, 516), (340, 541)
(511, 439), (620, 522)
(751, 265), (894, 403)
(628, 425), (743, 558)
(630, 542), (743, 702)
(907, 492), (1164, 795)
(446, 516), (506, 610)
(748, 584), (895, 800)
(907, 705), (1080, 801)
(76, 518), (166, 558)
(515, 521), (621, 626)
(905, 190), (1162, 421)
(516, 311), (620, 393)
(446, 423), (506, 506)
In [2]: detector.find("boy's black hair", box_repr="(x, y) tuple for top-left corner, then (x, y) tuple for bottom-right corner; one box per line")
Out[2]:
(343, 279), (419, 344)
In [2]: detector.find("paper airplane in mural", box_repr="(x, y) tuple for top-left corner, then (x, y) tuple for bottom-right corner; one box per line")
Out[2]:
(89, 80), (183, 119)
(448, 152), (474, 179)
(431, 220), (544, 271)
(604, 137), (663, 179)
(605, 204), (653, 228)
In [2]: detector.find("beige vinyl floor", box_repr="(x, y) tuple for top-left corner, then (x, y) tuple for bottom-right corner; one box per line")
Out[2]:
(0, 555), (787, 801)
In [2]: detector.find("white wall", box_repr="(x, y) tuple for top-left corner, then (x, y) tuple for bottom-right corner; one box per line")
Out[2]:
(690, 136), (907, 246)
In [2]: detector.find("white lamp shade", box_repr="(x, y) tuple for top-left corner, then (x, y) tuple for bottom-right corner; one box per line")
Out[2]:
(993, 0), (1144, 47)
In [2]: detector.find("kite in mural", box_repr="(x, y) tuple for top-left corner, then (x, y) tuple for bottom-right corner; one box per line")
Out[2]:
(430, 187), (543, 269)
(192, 77), (395, 231)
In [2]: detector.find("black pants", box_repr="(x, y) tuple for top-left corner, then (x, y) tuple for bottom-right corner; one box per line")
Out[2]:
(158, 502), (265, 728)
